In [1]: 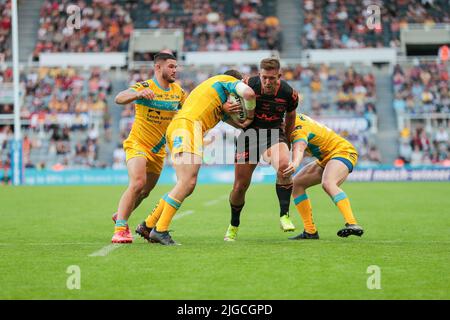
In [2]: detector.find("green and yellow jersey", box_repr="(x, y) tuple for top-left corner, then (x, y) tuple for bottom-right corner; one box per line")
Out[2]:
(173, 74), (241, 133)
(291, 113), (358, 171)
(125, 78), (186, 154)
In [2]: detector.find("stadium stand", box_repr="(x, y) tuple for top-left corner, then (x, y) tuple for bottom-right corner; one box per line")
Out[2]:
(0, 0), (11, 62)
(32, 0), (134, 61)
(32, 0), (281, 62)
(301, 0), (450, 49)
(393, 59), (450, 166)
(0, 67), (113, 169)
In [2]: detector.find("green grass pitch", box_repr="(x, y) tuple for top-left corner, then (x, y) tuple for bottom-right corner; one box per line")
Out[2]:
(0, 182), (449, 299)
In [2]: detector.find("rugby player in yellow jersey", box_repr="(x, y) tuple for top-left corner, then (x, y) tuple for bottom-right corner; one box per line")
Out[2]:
(143, 70), (257, 245)
(111, 52), (186, 243)
(287, 113), (364, 240)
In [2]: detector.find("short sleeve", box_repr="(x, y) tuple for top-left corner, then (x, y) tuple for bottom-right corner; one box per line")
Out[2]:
(221, 80), (240, 96)
(291, 123), (309, 145)
(287, 89), (299, 112)
(130, 81), (150, 92)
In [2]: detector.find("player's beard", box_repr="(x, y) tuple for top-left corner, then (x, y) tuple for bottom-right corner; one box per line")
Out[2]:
(263, 85), (276, 95)
(163, 71), (176, 83)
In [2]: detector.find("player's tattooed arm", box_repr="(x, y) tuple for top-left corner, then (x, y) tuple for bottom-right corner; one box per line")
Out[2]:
(115, 88), (155, 105)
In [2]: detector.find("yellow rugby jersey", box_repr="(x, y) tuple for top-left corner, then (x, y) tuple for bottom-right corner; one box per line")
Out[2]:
(173, 75), (241, 132)
(127, 78), (186, 153)
(291, 113), (355, 160)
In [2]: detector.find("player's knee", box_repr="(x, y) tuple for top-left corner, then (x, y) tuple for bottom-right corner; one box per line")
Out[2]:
(130, 177), (146, 195)
(182, 176), (198, 196)
(275, 161), (289, 177)
(321, 180), (336, 194)
(233, 181), (250, 195)
(140, 189), (151, 199)
(277, 163), (289, 175)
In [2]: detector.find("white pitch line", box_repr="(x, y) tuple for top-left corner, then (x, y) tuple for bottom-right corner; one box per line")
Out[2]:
(88, 209), (195, 257)
(203, 195), (228, 207)
(173, 209), (194, 220)
(89, 243), (125, 257)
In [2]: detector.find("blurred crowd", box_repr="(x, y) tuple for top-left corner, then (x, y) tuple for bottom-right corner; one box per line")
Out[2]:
(0, 66), (113, 173)
(302, 0), (450, 50)
(145, 0), (281, 52)
(32, 0), (280, 62)
(393, 61), (450, 115)
(32, 0), (134, 61)
(22, 66), (111, 117)
(0, 0), (11, 62)
(393, 60), (450, 166)
(397, 125), (450, 166)
(282, 64), (377, 118)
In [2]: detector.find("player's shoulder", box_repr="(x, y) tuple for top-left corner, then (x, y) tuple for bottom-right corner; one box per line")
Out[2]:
(278, 79), (295, 94)
(213, 74), (240, 82)
(279, 80), (299, 102)
(131, 79), (152, 90)
(247, 75), (260, 86)
(170, 81), (184, 91)
(140, 79), (153, 87)
(296, 113), (311, 124)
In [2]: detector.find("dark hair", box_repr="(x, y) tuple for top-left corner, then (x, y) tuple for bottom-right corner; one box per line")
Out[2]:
(154, 52), (177, 63)
(223, 69), (243, 80)
(260, 58), (280, 71)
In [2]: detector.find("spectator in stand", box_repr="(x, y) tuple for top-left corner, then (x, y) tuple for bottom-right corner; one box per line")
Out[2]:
(33, 0), (135, 61)
(302, 0), (450, 50)
(434, 126), (449, 145)
(393, 61), (450, 116)
(0, 0), (12, 61)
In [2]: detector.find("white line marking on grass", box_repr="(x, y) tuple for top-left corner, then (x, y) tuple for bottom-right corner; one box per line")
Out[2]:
(88, 210), (195, 257)
(203, 195), (228, 207)
(173, 209), (194, 220)
(89, 243), (124, 257)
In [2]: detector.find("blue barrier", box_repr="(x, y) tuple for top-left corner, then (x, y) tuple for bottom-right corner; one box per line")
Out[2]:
(13, 165), (450, 185)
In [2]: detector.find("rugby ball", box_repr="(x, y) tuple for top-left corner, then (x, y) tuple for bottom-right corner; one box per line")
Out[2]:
(228, 94), (247, 123)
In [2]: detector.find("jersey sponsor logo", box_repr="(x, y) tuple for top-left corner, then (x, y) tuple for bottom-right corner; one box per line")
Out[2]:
(256, 113), (280, 121)
(146, 109), (161, 123)
(146, 110), (173, 123)
(275, 98), (287, 103)
(148, 110), (161, 116)
(140, 81), (149, 88)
